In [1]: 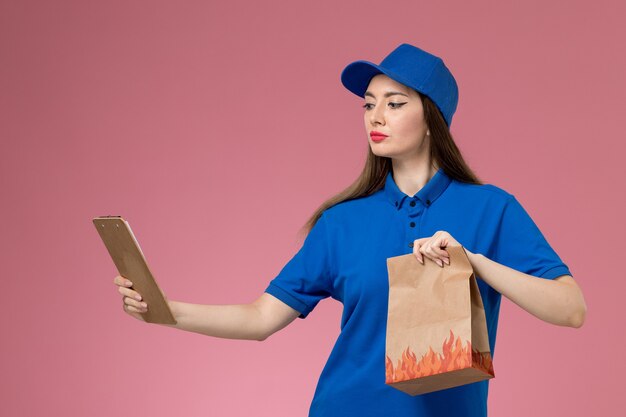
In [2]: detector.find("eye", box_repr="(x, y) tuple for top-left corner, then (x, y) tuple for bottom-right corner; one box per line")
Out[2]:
(363, 102), (407, 110)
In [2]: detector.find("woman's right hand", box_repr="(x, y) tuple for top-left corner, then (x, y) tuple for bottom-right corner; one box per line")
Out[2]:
(113, 275), (147, 322)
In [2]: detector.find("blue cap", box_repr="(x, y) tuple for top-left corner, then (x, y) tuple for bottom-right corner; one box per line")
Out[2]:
(340, 43), (459, 127)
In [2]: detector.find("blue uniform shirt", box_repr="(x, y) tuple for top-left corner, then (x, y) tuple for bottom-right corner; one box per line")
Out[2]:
(264, 168), (572, 417)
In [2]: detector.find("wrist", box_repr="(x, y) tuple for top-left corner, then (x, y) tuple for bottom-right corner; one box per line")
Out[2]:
(160, 300), (180, 328)
(463, 248), (483, 267)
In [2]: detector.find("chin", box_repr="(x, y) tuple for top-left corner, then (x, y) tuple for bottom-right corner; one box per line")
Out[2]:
(370, 147), (399, 159)
(370, 142), (395, 154)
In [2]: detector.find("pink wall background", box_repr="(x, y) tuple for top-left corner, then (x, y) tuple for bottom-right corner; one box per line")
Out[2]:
(1, 0), (624, 415)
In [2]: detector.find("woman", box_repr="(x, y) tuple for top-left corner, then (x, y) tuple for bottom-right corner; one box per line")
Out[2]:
(114, 43), (587, 416)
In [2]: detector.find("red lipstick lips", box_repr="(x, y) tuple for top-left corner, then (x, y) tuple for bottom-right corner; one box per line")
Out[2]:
(370, 131), (388, 142)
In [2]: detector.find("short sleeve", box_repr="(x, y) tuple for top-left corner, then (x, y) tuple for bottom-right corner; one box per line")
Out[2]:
(264, 212), (334, 319)
(493, 195), (573, 280)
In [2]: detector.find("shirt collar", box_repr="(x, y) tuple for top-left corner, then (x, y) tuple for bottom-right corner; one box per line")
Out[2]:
(382, 168), (452, 210)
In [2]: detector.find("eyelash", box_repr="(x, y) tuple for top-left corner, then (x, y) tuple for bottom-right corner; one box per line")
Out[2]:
(362, 102), (407, 110)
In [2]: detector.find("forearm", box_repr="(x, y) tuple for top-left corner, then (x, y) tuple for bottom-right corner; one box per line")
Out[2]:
(157, 300), (266, 341)
(465, 251), (586, 328)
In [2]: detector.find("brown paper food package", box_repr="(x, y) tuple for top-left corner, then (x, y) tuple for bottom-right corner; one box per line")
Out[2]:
(385, 245), (494, 395)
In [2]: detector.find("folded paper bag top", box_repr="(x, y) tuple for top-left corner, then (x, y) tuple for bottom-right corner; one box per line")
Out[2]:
(385, 245), (495, 396)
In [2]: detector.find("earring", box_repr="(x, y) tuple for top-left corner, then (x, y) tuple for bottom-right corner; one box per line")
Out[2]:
(426, 130), (430, 136)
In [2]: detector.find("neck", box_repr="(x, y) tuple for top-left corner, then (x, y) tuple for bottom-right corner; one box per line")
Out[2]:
(391, 158), (439, 197)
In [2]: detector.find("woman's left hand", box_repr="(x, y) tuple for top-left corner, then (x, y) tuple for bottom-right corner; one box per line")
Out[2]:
(412, 231), (466, 267)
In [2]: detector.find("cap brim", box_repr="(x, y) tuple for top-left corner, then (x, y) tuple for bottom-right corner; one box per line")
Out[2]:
(341, 60), (416, 99)
(341, 60), (387, 97)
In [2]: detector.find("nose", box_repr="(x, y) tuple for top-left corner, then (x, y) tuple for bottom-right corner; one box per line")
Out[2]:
(368, 103), (385, 126)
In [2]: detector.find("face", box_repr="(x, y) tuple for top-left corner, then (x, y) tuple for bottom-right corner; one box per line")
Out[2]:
(363, 74), (429, 161)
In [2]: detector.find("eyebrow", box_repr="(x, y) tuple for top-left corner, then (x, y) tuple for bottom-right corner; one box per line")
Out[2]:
(364, 90), (409, 99)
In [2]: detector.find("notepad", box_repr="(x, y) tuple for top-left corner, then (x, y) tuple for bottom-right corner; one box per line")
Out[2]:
(93, 216), (177, 324)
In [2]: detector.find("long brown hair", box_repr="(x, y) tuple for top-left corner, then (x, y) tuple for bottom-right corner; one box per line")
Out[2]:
(298, 92), (483, 237)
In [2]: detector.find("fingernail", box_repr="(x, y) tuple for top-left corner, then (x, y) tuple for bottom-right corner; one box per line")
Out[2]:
(135, 295), (142, 301)
(444, 258), (449, 265)
(125, 281), (132, 287)
(141, 302), (147, 307)
(437, 259), (443, 267)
